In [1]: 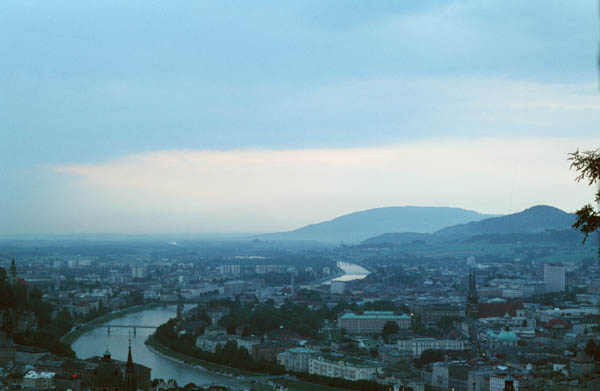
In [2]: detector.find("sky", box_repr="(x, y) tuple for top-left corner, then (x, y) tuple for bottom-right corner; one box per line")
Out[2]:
(1, 0), (599, 235)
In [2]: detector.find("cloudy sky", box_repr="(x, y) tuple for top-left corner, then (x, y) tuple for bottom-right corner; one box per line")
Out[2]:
(1, 0), (599, 235)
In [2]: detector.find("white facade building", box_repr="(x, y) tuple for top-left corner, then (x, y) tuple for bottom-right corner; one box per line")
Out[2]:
(490, 373), (519, 391)
(23, 371), (55, 390)
(397, 338), (466, 357)
(277, 347), (319, 372)
(309, 354), (382, 381)
(218, 264), (241, 275)
(131, 265), (148, 279)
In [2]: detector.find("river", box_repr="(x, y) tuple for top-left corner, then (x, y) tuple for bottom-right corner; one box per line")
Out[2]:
(330, 261), (370, 282)
(72, 304), (241, 387)
(71, 262), (370, 388)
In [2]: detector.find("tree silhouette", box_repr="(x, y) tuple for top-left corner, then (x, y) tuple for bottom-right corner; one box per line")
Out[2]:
(569, 148), (600, 261)
(382, 320), (400, 343)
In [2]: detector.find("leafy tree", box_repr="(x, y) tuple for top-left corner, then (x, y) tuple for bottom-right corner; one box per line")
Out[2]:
(0, 267), (6, 284)
(569, 149), (600, 250)
(362, 300), (396, 312)
(382, 320), (400, 343)
(416, 349), (444, 368)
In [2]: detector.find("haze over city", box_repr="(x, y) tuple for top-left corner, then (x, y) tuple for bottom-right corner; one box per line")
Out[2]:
(2, 1), (599, 234)
(3, 2), (600, 391)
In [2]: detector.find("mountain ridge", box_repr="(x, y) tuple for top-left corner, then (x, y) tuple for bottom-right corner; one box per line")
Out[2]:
(363, 205), (577, 245)
(257, 206), (495, 243)
(434, 205), (574, 236)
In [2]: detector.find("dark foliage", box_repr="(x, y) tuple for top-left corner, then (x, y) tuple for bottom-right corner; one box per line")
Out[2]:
(415, 349), (445, 368)
(153, 321), (285, 375)
(569, 149), (600, 246)
(0, 270), (74, 356)
(218, 301), (323, 338)
(293, 371), (388, 391)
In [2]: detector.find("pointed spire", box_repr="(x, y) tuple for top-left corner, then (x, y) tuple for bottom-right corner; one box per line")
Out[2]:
(126, 331), (134, 368)
(468, 268), (478, 298)
(9, 258), (16, 284)
(10, 258), (16, 275)
(466, 268), (479, 320)
(124, 331), (137, 391)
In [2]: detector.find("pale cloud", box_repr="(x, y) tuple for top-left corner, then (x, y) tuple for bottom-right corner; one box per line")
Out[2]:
(51, 137), (599, 234)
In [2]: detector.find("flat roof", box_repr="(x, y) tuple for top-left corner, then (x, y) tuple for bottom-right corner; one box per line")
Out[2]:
(340, 312), (409, 320)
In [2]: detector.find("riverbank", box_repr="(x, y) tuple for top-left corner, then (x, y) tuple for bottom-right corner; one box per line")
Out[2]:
(145, 334), (265, 377)
(62, 303), (162, 345)
(146, 334), (347, 391)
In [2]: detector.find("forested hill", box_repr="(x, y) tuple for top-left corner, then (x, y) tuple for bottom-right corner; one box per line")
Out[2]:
(257, 206), (494, 243)
(434, 205), (575, 236)
(361, 205), (594, 259)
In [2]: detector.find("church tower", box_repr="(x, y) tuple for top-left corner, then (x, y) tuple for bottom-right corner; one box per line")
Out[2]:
(504, 365), (515, 391)
(466, 269), (479, 319)
(9, 258), (16, 285)
(124, 337), (137, 391)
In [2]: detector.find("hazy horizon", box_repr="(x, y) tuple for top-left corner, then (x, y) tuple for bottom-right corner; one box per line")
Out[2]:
(0, 203), (577, 237)
(2, 1), (599, 235)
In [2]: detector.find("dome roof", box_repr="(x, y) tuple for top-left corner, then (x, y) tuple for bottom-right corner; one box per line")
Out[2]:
(497, 330), (518, 342)
(486, 330), (497, 339)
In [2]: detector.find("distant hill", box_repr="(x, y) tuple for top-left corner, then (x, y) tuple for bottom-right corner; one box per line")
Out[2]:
(362, 232), (432, 246)
(434, 205), (575, 236)
(257, 206), (493, 243)
(363, 205), (578, 246)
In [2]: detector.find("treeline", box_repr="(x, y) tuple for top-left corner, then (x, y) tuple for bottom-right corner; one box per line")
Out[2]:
(413, 348), (473, 368)
(293, 372), (391, 391)
(206, 297), (409, 339)
(0, 266), (74, 356)
(153, 320), (284, 374)
(218, 301), (323, 338)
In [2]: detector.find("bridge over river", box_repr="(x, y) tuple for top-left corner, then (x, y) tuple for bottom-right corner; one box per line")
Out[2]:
(102, 324), (157, 336)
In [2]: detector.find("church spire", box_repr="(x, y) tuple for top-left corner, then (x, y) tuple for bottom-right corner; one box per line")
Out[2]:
(9, 258), (16, 284)
(468, 269), (478, 298)
(126, 335), (134, 368)
(466, 268), (479, 320)
(125, 332), (137, 391)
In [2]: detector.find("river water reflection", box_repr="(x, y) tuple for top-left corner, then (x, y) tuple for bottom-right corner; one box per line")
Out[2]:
(330, 261), (370, 282)
(72, 305), (235, 386)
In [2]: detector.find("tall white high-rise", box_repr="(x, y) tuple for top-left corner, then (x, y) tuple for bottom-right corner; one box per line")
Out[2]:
(544, 263), (565, 292)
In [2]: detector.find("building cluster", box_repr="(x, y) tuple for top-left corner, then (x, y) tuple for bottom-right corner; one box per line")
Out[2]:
(2, 242), (600, 391)
(0, 332), (150, 391)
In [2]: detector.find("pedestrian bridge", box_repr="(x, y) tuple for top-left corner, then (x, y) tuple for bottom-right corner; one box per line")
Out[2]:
(103, 324), (157, 328)
(103, 324), (158, 335)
